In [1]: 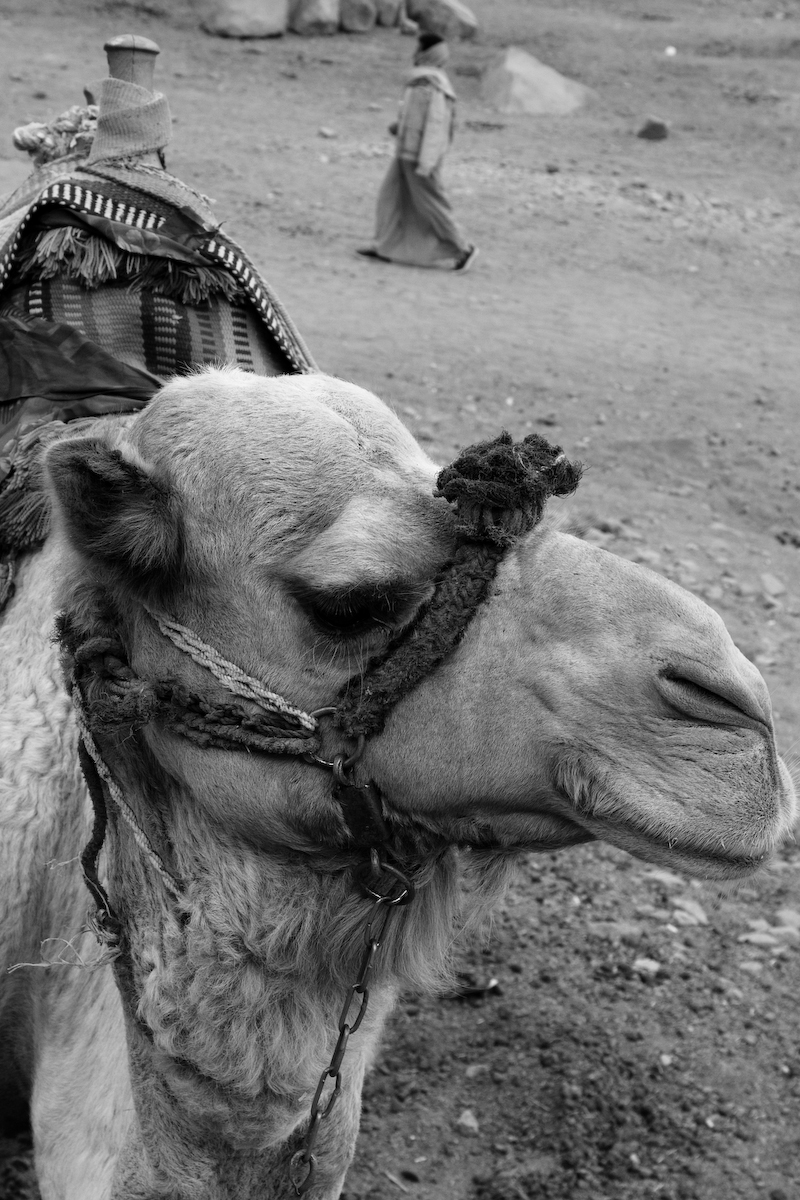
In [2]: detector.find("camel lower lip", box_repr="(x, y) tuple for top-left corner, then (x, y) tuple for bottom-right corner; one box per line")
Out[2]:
(585, 812), (768, 875)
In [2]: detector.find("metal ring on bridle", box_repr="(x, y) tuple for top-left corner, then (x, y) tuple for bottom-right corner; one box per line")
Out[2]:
(305, 709), (365, 774)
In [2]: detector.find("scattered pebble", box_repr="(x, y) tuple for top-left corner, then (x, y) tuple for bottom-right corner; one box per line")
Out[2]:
(775, 907), (800, 928)
(456, 1108), (480, 1136)
(318, 126), (338, 138)
(739, 960), (764, 975)
(659, 1053), (674, 1066)
(672, 897), (708, 926)
(760, 572), (786, 597)
(465, 1063), (488, 1079)
(637, 116), (669, 140)
(643, 869), (685, 887)
(738, 932), (780, 947)
(632, 956), (662, 978)
(383, 1168), (410, 1192)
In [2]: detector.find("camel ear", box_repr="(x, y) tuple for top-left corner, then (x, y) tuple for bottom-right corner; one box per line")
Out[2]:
(45, 435), (183, 592)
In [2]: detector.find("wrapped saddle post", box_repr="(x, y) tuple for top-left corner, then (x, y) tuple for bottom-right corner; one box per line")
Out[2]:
(0, 35), (316, 609)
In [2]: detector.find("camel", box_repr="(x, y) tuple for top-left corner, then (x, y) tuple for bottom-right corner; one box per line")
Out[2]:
(0, 365), (795, 1199)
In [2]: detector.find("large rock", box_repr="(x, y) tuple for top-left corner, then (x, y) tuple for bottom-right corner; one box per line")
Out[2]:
(289, 0), (340, 34)
(480, 47), (591, 115)
(199, 0), (289, 36)
(406, 0), (477, 40)
(375, 0), (401, 24)
(340, 0), (376, 30)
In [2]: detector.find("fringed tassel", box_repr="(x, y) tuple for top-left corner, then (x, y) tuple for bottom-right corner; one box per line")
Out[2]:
(14, 226), (243, 306)
(22, 227), (122, 287)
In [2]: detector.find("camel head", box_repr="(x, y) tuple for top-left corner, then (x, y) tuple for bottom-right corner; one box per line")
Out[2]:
(45, 368), (795, 888)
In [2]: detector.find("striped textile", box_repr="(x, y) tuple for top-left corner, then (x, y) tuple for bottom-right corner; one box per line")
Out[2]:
(0, 276), (288, 380)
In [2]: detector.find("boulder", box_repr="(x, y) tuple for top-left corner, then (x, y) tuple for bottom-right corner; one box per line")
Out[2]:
(199, 0), (289, 36)
(340, 0), (376, 30)
(289, 0), (340, 34)
(480, 47), (591, 115)
(376, 0), (401, 24)
(406, 0), (477, 40)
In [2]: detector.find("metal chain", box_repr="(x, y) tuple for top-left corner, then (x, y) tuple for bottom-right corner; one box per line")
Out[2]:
(289, 852), (414, 1197)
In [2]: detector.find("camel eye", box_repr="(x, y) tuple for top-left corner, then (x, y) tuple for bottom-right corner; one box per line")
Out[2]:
(289, 579), (429, 638)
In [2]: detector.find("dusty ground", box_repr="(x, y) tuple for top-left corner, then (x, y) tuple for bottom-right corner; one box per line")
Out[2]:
(0, 0), (799, 1197)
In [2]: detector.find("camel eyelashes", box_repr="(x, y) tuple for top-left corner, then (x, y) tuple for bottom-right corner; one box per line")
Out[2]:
(288, 579), (430, 638)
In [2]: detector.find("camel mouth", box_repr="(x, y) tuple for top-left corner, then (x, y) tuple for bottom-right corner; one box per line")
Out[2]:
(553, 757), (792, 880)
(605, 820), (770, 877)
(564, 802), (778, 880)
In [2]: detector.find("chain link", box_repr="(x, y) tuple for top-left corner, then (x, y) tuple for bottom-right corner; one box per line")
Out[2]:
(289, 854), (413, 1196)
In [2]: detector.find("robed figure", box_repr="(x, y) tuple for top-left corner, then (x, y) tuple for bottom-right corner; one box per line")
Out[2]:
(358, 35), (477, 272)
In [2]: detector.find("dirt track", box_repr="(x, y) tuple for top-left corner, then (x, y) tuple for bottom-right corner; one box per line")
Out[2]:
(0, 1), (799, 1197)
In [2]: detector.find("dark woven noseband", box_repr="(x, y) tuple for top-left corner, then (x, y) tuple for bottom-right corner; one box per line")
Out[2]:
(335, 431), (582, 739)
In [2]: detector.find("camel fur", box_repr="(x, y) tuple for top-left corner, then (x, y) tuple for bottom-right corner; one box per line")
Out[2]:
(0, 367), (795, 1199)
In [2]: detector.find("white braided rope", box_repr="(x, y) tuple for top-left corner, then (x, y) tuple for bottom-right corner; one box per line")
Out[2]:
(147, 611), (318, 733)
(73, 688), (183, 901)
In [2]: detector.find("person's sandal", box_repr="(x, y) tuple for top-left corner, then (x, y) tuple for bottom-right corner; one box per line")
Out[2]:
(453, 245), (479, 272)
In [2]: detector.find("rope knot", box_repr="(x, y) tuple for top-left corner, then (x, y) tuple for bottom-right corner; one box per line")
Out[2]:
(70, 634), (159, 734)
(434, 431), (582, 547)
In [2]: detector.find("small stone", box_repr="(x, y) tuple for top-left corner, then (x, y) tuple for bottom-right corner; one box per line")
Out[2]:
(456, 1108), (480, 1136)
(588, 920), (645, 944)
(738, 960), (763, 975)
(672, 897), (708, 925)
(672, 909), (701, 927)
(632, 956), (662, 978)
(761, 572), (786, 597)
(738, 932), (780, 947)
(643, 868), (685, 887)
(659, 1053), (673, 1066)
(633, 547), (661, 566)
(318, 126), (338, 137)
(465, 1064), (488, 1078)
(637, 116), (669, 140)
(775, 907), (800, 929)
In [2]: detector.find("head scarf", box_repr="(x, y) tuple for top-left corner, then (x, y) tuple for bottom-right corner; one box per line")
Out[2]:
(414, 39), (450, 69)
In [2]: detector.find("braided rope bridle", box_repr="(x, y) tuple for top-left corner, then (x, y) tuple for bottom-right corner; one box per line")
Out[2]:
(62, 429), (581, 1195)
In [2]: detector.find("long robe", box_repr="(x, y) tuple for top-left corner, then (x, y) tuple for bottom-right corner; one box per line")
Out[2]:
(373, 67), (470, 267)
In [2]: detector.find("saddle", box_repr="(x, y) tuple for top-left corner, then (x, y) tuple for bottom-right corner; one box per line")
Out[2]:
(0, 36), (316, 608)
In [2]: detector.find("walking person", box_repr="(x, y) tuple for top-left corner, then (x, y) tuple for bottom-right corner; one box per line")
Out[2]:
(358, 34), (478, 272)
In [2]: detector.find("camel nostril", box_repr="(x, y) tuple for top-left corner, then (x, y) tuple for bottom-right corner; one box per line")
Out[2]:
(657, 667), (771, 729)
